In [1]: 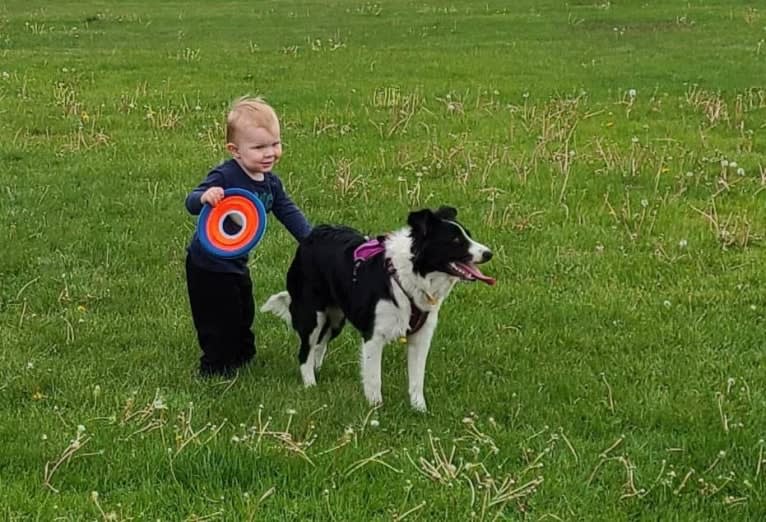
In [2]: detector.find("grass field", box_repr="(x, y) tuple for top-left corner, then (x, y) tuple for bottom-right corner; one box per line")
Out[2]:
(2, 0), (766, 519)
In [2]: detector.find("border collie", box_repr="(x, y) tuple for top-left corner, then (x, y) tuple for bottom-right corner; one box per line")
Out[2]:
(261, 207), (495, 411)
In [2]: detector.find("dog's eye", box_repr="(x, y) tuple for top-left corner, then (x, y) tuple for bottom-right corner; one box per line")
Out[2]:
(452, 237), (461, 244)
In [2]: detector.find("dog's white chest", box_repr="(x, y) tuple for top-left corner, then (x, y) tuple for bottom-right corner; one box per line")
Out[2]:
(374, 299), (410, 341)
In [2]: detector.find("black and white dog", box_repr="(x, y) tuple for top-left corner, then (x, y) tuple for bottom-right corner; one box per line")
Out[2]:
(261, 207), (495, 411)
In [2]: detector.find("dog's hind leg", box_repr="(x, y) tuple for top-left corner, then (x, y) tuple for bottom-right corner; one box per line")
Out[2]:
(293, 306), (324, 387)
(406, 313), (438, 412)
(314, 307), (345, 371)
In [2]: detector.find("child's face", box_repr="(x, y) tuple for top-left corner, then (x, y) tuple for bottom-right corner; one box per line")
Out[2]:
(227, 124), (282, 177)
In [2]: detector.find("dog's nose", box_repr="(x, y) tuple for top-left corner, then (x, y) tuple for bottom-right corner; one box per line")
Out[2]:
(481, 250), (493, 262)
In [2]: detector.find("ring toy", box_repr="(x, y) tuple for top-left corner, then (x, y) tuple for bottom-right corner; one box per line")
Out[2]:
(198, 188), (267, 258)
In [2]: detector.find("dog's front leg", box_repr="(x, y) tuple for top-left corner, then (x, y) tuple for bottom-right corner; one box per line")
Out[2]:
(407, 314), (438, 412)
(361, 336), (385, 405)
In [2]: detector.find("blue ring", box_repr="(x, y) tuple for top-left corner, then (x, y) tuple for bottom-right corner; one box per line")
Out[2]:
(197, 188), (267, 258)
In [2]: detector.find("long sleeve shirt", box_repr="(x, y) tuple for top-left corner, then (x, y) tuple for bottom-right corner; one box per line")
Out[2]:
(185, 159), (311, 274)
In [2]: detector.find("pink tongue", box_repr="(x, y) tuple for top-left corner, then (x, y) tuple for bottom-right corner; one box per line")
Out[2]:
(459, 262), (497, 286)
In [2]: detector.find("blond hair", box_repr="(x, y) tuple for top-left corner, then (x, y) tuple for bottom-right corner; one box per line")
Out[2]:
(226, 96), (280, 143)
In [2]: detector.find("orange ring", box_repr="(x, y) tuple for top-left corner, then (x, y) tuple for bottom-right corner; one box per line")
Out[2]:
(204, 195), (260, 250)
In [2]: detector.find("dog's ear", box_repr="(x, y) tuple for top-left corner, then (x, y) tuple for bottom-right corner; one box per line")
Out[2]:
(434, 206), (457, 221)
(408, 209), (435, 237)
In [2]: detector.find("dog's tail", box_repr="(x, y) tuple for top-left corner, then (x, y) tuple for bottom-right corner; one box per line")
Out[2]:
(260, 291), (292, 324)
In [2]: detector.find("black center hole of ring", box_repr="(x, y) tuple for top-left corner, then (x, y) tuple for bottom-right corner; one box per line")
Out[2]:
(222, 213), (244, 235)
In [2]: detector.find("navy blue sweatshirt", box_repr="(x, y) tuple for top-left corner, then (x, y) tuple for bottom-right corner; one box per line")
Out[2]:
(186, 159), (311, 274)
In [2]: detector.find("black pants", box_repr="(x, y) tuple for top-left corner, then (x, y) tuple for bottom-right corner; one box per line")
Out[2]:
(185, 255), (255, 375)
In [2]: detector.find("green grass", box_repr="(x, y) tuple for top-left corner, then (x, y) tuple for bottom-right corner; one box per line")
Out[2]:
(2, 0), (766, 519)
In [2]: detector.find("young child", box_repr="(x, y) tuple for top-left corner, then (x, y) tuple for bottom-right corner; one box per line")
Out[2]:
(185, 96), (311, 377)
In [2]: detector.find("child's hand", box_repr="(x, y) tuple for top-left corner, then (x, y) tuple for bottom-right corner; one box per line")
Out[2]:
(201, 187), (224, 206)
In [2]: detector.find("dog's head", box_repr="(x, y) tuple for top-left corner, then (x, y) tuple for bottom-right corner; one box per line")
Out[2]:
(407, 206), (496, 285)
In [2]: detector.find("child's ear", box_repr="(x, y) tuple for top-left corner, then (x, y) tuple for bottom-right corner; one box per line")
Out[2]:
(226, 142), (239, 157)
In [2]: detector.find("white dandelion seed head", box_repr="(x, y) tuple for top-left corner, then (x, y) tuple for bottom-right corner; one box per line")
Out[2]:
(628, 88), (637, 98)
(77, 424), (86, 434)
(737, 167), (745, 176)
(663, 300), (672, 308)
(370, 419), (380, 428)
(679, 239), (688, 248)
(729, 161), (738, 168)
(640, 199), (649, 208)
(721, 159), (729, 167)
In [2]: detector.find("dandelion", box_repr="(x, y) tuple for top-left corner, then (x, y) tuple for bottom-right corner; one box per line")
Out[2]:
(628, 88), (637, 98)
(737, 167), (745, 176)
(686, 171), (694, 177)
(663, 300), (672, 308)
(678, 239), (688, 248)
(640, 199), (649, 208)
(370, 419), (380, 428)
(721, 159), (729, 168)
(631, 136), (639, 144)
(729, 161), (738, 169)
(26, 361), (34, 370)
(41, 434), (48, 440)
(77, 425), (86, 434)
(286, 408), (297, 415)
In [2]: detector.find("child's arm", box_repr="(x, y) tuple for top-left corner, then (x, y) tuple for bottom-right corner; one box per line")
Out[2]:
(271, 175), (312, 240)
(185, 170), (225, 215)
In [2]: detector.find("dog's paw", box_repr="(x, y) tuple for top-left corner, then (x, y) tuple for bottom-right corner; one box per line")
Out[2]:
(300, 364), (316, 387)
(410, 395), (428, 413)
(365, 389), (383, 406)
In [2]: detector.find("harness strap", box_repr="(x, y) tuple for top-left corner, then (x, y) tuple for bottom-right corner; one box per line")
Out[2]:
(385, 258), (430, 336)
(352, 236), (430, 336)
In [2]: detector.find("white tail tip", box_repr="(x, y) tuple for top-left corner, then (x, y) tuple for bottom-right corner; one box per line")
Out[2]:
(260, 291), (292, 324)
